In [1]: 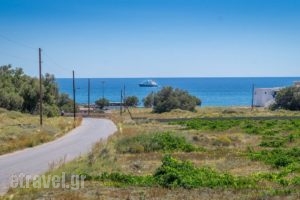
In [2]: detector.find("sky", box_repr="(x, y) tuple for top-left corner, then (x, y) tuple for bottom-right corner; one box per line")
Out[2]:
(0, 0), (299, 78)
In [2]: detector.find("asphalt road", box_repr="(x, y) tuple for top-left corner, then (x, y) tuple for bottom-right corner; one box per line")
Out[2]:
(0, 118), (117, 195)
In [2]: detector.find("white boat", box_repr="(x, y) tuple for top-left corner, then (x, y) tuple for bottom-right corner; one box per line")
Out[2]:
(139, 79), (158, 87)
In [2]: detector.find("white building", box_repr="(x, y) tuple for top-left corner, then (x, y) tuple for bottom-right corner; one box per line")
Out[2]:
(253, 81), (300, 107)
(294, 81), (300, 88)
(253, 87), (282, 107)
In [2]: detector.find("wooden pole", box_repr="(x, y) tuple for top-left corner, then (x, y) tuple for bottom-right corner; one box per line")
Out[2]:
(72, 70), (76, 122)
(39, 48), (43, 126)
(120, 89), (123, 116)
(88, 78), (90, 116)
(251, 84), (254, 110)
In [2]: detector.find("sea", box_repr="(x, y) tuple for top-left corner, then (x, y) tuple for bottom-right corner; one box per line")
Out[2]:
(56, 77), (300, 107)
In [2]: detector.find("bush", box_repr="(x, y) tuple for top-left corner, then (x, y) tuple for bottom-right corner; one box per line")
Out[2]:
(259, 136), (286, 148)
(144, 86), (201, 113)
(57, 93), (77, 112)
(124, 96), (139, 107)
(80, 156), (255, 189)
(143, 92), (154, 108)
(174, 119), (241, 132)
(174, 119), (300, 136)
(43, 104), (60, 117)
(271, 86), (300, 111)
(248, 148), (300, 168)
(95, 98), (109, 109)
(116, 132), (199, 153)
(154, 155), (254, 189)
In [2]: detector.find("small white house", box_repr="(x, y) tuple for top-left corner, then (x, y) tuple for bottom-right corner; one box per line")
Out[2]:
(294, 81), (300, 88)
(253, 87), (282, 107)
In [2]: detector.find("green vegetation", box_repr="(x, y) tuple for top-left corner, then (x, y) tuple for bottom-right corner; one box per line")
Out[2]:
(124, 95), (139, 107)
(271, 86), (300, 111)
(143, 86), (201, 113)
(174, 118), (300, 135)
(78, 155), (255, 189)
(174, 119), (241, 132)
(95, 97), (109, 109)
(143, 91), (154, 108)
(5, 108), (300, 199)
(116, 132), (199, 153)
(0, 65), (75, 116)
(248, 147), (300, 168)
(153, 155), (254, 189)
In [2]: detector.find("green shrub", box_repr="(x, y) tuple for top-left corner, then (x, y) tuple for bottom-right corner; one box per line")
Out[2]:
(154, 155), (254, 189)
(271, 86), (300, 111)
(80, 156), (255, 189)
(143, 86), (201, 113)
(43, 103), (60, 117)
(174, 119), (240, 132)
(95, 98), (109, 109)
(124, 96), (139, 107)
(116, 132), (199, 153)
(154, 156), (234, 188)
(248, 148), (300, 168)
(259, 136), (286, 147)
(174, 119), (300, 136)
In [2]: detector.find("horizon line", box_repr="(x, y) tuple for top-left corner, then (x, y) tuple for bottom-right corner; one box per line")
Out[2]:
(54, 76), (300, 79)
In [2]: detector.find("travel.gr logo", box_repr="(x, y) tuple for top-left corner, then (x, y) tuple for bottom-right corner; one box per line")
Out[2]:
(10, 172), (86, 190)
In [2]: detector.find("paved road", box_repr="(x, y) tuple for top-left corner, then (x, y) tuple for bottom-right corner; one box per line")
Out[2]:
(0, 118), (117, 195)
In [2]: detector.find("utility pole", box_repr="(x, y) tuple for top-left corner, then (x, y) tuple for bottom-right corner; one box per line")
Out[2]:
(251, 84), (254, 110)
(123, 84), (126, 112)
(88, 78), (90, 116)
(120, 89), (123, 116)
(72, 70), (76, 122)
(39, 48), (43, 126)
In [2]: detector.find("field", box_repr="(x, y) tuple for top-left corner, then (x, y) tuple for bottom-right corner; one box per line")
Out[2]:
(3, 107), (300, 199)
(0, 108), (81, 155)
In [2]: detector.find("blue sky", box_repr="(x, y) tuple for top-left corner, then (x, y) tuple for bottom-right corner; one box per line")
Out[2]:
(0, 0), (299, 78)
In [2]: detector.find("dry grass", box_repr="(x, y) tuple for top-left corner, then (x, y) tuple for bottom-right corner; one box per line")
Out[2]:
(4, 107), (300, 199)
(0, 108), (82, 155)
(115, 107), (300, 120)
(6, 184), (300, 200)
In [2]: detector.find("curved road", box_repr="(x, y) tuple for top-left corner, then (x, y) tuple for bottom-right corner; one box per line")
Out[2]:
(0, 118), (117, 195)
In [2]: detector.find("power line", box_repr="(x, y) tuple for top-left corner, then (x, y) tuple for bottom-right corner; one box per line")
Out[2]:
(0, 33), (36, 50)
(0, 50), (36, 63)
(0, 33), (72, 76)
(43, 52), (71, 72)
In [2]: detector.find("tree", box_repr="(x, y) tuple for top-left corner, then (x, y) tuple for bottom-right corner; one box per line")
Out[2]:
(270, 86), (300, 111)
(124, 96), (139, 107)
(0, 65), (78, 116)
(144, 86), (201, 113)
(57, 93), (76, 112)
(95, 98), (109, 109)
(143, 92), (155, 108)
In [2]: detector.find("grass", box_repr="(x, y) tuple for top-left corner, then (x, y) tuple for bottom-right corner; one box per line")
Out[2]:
(3, 107), (300, 199)
(116, 132), (201, 153)
(0, 108), (81, 155)
(78, 155), (256, 189)
(173, 118), (300, 135)
(122, 106), (300, 120)
(248, 147), (300, 168)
